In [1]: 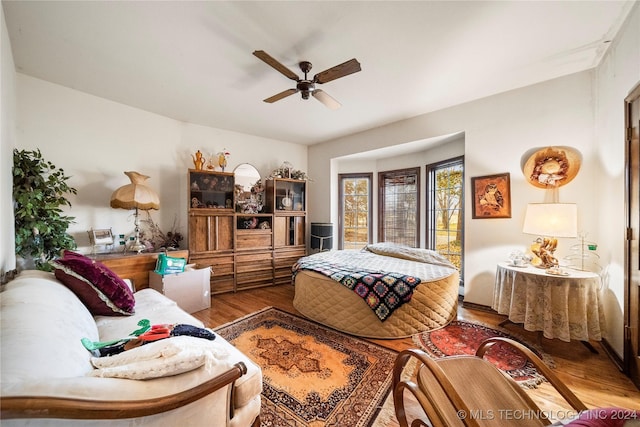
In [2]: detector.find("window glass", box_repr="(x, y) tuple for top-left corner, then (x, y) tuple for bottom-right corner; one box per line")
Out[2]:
(339, 174), (372, 249)
(379, 168), (420, 247)
(427, 157), (463, 276)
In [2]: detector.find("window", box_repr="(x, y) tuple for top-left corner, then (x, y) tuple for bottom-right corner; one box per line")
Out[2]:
(427, 156), (464, 276)
(378, 168), (420, 247)
(339, 173), (372, 249)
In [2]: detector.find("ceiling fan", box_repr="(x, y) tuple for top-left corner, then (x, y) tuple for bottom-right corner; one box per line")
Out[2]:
(253, 50), (361, 110)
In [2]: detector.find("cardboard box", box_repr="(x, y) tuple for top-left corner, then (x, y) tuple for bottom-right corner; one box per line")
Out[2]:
(149, 266), (211, 314)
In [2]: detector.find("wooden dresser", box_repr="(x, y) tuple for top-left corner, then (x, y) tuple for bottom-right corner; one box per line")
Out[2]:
(95, 250), (189, 291)
(188, 169), (307, 294)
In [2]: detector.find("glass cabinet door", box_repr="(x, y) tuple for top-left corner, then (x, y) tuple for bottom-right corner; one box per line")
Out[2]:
(188, 170), (235, 211)
(270, 179), (306, 212)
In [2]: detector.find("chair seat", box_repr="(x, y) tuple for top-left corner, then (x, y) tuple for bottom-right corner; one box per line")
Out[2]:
(418, 357), (548, 427)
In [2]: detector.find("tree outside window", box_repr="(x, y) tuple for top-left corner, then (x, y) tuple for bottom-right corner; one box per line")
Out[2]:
(339, 173), (372, 249)
(428, 157), (463, 274)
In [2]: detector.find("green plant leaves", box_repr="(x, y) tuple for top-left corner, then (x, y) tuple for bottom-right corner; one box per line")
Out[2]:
(13, 149), (78, 271)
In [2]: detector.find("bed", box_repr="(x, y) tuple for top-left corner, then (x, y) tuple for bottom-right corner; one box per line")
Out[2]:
(292, 242), (460, 339)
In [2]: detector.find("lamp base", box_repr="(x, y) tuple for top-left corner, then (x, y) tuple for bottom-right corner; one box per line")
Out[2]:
(128, 239), (146, 253)
(529, 237), (559, 269)
(127, 208), (146, 253)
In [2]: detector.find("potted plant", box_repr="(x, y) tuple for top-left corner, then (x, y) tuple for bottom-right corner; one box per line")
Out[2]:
(13, 149), (77, 271)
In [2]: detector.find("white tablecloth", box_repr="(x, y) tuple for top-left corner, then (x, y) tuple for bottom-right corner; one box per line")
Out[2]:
(492, 262), (605, 342)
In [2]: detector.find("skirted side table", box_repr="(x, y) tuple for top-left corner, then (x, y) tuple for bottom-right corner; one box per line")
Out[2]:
(492, 262), (605, 351)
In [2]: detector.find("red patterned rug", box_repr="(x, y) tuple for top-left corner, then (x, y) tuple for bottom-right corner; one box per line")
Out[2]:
(216, 307), (397, 426)
(413, 320), (554, 388)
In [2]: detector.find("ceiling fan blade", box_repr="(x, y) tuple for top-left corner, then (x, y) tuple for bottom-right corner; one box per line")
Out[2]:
(253, 50), (299, 81)
(313, 58), (361, 84)
(312, 89), (341, 110)
(263, 88), (298, 103)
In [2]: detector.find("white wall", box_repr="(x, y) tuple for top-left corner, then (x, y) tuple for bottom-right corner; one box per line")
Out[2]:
(1, 5), (16, 276)
(15, 74), (307, 254)
(593, 3), (640, 357)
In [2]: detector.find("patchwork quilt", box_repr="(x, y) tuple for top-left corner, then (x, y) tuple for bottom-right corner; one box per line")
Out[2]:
(292, 257), (420, 321)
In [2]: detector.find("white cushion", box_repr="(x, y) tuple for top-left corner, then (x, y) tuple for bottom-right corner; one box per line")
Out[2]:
(0, 271), (99, 381)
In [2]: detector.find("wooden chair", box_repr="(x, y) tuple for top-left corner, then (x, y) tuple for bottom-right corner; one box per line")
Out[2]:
(392, 337), (588, 427)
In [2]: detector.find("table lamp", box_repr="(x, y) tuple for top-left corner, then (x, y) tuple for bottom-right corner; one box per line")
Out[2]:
(110, 171), (160, 253)
(522, 203), (577, 268)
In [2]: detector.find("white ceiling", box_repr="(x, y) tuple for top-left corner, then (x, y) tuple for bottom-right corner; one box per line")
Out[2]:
(3, 1), (635, 146)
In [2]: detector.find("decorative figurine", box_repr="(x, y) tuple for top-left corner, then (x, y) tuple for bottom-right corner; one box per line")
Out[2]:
(259, 221), (271, 230)
(217, 149), (230, 172)
(206, 154), (216, 170)
(192, 150), (205, 170)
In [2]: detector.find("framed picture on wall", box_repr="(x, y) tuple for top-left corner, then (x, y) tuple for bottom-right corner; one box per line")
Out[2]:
(471, 173), (511, 219)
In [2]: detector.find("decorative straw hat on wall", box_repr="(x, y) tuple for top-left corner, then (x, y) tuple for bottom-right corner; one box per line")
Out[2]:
(521, 146), (582, 188)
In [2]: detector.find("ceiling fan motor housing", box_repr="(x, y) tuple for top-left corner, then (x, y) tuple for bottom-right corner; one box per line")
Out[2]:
(297, 80), (316, 99)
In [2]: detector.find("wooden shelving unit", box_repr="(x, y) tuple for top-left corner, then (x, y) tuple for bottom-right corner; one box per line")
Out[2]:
(187, 170), (307, 294)
(267, 178), (307, 285)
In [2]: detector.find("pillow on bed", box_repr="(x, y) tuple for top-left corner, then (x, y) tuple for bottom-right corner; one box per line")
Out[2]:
(50, 250), (135, 316)
(364, 242), (455, 268)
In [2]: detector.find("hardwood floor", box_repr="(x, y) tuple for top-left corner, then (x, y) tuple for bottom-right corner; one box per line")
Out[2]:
(193, 284), (640, 425)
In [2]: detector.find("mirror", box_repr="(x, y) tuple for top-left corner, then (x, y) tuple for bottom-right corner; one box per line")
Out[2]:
(233, 163), (264, 213)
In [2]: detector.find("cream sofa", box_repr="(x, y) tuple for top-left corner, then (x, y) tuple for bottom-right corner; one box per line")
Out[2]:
(0, 270), (262, 426)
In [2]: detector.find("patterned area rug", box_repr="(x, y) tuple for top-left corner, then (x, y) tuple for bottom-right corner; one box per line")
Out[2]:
(413, 320), (554, 388)
(215, 307), (397, 426)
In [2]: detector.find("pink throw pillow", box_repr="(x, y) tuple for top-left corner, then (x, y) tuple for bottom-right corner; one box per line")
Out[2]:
(564, 408), (637, 427)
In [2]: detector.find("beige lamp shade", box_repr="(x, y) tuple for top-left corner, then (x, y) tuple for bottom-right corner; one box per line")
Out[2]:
(110, 171), (160, 210)
(522, 203), (577, 238)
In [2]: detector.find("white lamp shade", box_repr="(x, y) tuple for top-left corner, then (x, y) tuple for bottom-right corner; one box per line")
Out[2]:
(522, 203), (577, 238)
